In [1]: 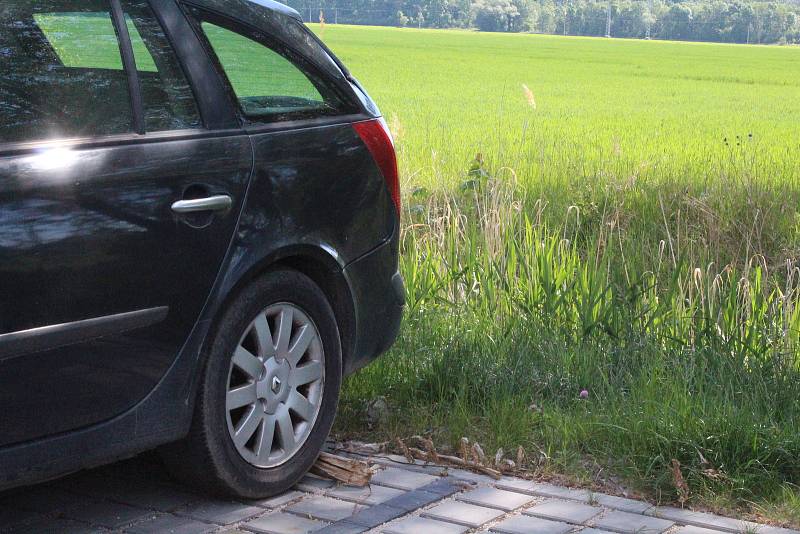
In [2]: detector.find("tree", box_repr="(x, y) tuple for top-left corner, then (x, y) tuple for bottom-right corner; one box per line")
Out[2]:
(472, 0), (521, 30)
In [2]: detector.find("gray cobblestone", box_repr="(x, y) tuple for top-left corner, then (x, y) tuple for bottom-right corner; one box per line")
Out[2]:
(287, 495), (366, 522)
(63, 500), (153, 529)
(490, 515), (574, 534)
(245, 510), (328, 533)
(525, 499), (603, 524)
(383, 515), (470, 534)
(495, 479), (591, 502)
(176, 500), (263, 525)
(325, 484), (405, 505)
(247, 490), (307, 509)
(296, 476), (336, 492)
(371, 468), (439, 490)
(456, 486), (536, 511)
(1, 453), (796, 534)
(421, 500), (505, 528)
(346, 503), (406, 528)
(126, 512), (219, 534)
(593, 509), (675, 533)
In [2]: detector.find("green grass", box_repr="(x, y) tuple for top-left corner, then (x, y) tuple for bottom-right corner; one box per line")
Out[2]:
(309, 25), (800, 525)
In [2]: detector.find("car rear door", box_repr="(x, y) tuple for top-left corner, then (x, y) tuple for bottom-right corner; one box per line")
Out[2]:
(0, 0), (250, 446)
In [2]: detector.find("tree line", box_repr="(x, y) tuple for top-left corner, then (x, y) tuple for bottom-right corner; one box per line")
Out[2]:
(285, 0), (800, 43)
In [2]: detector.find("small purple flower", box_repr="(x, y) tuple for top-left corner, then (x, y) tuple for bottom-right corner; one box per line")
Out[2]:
(579, 389), (589, 399)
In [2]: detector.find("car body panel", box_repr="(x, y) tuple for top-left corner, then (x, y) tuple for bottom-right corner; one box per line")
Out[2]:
(0, 0), (403, 490)
(0, 134), (253, 447)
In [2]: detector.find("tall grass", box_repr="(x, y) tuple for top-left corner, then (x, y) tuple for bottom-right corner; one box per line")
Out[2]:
(315, 25), (800, 523)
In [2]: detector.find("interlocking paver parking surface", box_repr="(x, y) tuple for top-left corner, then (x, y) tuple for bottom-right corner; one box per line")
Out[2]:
(11, 517), (107, 534)
(496, 478), (591, 502)
(287, 495), (365, 521)
(382, 515), (470, 534)
(456, 486), (535, 511)
(176, 500), (263, 525)
(326, 484), (405, 505)
(126, 512), (219, 534)
(593, 509), (675, 533)
(63, 500), (153, 528)
(250, 490), (306, 509)
(370, 467), (439, 490)
(648, 506), (752, 532)
(0, 484), (90, 514)
(245, 510), (328, 534)
(296, 476), (336, 492)
(421, 500), (505, 528)
(525, 499), (602, 524)
(1, 453), (797, 534)
(592, 493), (653, 514)
(489, 514), (574, 534)
(673, 526), (730, 534)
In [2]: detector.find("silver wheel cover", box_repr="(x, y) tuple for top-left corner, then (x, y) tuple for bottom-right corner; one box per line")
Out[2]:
(225, 303), (325, 468)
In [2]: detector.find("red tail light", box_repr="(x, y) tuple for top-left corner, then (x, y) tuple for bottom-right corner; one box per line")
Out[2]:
(353, 118), (400, 217)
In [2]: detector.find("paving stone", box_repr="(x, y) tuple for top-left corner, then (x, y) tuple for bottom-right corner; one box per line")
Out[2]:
(673, 527), (730, 534)
(245, 511), (328, 533)
(489, 515), (574, 534)
(313, 521), (369, 534)
(383, 489), (442, 512)
(420, 478), (466, 496)
(111, 485), (200, 512)
(63, 500), (153, 528)
(383, 515), (470, 534)
(647, 507), (750, 533)
(593, 510), (675, 533)
(0, 485), (91, 514)
(296, 476), (336, 492)
(592, 494), (653, 514)
(579, 529), (617, 534)
(371, 468), (439, 491)
(287, 496), (365, 522)
(760, 526), (800, 534)
(495, 479), (591, 502)
(347, 503), (406, 528)
(176, 500), (263, 525)
(457, 486), (535, 511)
(525, 499), (602, 524)
(11, 517), (106, 534)
(0, 502), (49, 528)
(421, 500), (505, 528)
(326, 484), (405, 505)
(248, 490), (306, 509)
(126, 513), (219, 534)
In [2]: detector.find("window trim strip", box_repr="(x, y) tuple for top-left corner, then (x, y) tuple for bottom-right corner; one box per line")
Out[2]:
(110, 0), (145, 135)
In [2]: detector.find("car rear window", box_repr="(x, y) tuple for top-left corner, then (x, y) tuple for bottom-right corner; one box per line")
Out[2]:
(187, 7), (354, 123)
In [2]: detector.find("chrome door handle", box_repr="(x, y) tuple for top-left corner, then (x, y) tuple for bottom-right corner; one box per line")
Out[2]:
(171, 195), (232, 214)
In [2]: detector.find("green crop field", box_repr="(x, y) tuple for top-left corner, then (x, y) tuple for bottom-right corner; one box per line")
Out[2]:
(310, 25), (800, 525)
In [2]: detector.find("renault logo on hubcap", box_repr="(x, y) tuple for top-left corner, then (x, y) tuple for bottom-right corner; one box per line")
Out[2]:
(271, 376), (282, 394)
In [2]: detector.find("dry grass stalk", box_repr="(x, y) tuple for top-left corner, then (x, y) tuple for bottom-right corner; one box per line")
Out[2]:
(670, 458), (689, 506)
(399, 442), (502, 479)
(310, 452), (372, 487)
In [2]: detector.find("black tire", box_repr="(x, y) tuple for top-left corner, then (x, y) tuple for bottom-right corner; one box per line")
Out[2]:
(160, 270), (342, 498)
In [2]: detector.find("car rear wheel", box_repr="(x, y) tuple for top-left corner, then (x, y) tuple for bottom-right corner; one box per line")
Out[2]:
(161, 270), (342, 498)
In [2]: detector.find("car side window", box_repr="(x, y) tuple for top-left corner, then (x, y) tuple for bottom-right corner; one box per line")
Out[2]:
(121, 0), (202, 132)
(190, 14), (347, 122)
(0, 1), (133, 144)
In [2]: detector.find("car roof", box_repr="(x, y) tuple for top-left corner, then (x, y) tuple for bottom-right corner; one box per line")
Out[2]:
(244, 0), (302, 22)
(184, 0), (346, 82)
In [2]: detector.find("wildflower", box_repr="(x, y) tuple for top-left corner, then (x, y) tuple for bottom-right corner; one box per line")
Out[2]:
(579, 389), (589, 399)
(522, 84), (536, 109)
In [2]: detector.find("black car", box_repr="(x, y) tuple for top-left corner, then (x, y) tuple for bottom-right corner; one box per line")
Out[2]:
(0, 0), (403, 498)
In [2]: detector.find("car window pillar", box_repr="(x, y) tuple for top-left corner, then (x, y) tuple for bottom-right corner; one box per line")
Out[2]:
(110, 0), (145, 135)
